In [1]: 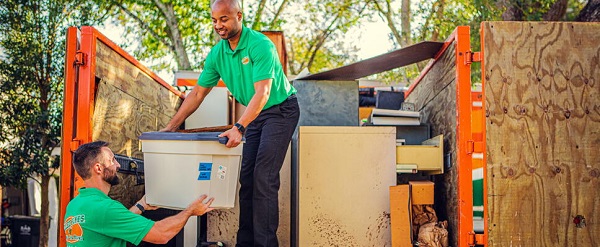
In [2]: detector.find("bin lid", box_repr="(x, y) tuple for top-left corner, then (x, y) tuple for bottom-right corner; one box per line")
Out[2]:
(139, 131), (223, 141)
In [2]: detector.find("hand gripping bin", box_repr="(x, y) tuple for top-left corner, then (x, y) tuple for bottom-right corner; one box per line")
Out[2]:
(139, 132), (243, 209)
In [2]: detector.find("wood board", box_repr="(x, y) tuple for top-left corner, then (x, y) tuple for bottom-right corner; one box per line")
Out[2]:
(405, 42), (459, 246)
(92, 40), (182, 208)
(483, 21), (600, 247)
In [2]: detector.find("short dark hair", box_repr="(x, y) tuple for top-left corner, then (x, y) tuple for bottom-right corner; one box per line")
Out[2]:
(73, 141), (109, 179)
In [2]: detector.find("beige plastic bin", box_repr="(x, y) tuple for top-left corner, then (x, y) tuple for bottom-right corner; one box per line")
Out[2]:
(139, 132), (243, 209)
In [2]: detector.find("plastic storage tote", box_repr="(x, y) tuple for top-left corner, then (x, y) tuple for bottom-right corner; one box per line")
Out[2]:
(139, 131), (243, 209)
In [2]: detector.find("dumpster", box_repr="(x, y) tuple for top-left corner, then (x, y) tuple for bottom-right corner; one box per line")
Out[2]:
(8, 215), (39, 247)
(139, 131), (243, 210)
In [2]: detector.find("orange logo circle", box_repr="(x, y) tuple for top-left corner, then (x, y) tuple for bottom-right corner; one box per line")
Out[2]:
(64, 215), (84, 243)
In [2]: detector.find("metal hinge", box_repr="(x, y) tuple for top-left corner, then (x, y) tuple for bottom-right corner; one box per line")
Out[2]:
(465, 51), (481, 65)
(75, 51), (87, 66)
(70, 139), (81, 151)
(475, 233), (486, 246)
(467, 140), (484, 155)
(467, 231), (477, 246)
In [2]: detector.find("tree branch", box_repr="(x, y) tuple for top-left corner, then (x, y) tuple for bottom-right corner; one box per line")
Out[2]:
(152, 0), (191, 70)
(371, 0), (403, 47)
(400, 0), (411, 47)
(269, 0), (289, 29)
(115, 3), (173, 52)
(500, 0), (524, 20)
(542, 0), (568, 21)
(576, 0), (600, 21)
(252, 0), (267, 30)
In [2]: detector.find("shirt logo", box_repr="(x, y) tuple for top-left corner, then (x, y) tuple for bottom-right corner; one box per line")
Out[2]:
(241, 56), (250, 65)
(64, 215), (85, 243)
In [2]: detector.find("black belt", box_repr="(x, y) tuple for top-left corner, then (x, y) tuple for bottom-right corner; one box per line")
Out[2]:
(285, 94), (297, 101)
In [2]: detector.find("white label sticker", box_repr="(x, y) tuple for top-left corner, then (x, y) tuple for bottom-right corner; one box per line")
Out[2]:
(217, 165), (227, 180)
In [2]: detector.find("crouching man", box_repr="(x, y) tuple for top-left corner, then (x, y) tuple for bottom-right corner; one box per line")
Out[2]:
(64, 141), (214, 246)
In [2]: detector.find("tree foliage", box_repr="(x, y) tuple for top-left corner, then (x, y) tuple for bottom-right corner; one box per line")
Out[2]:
(244, 0), (290, 30)
(285, 0), (366, 74)
(0, 0), (103, 246)
(98, 0), (597, 82)
(98, 0), (214, 71)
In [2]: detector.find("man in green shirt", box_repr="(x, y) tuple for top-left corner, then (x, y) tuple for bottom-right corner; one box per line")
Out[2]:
(63, 141), (215, 246)
(161, 0), (299, 246)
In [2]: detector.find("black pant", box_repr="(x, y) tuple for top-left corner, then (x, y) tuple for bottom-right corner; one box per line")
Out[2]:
(236, 95), (300, 247)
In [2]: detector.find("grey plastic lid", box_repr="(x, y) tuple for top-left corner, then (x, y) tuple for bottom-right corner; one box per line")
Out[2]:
(139, 131), (223, 141)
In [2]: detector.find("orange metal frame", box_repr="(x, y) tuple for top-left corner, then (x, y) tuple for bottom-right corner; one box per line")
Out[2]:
(480, 22), (489, 247)
(405, 26), (484, 246)
(58, 26), (183, 247)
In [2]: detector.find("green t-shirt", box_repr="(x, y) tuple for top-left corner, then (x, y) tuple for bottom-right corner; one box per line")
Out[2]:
(197, 26), (296, 109)
(64, 187), (154, 247)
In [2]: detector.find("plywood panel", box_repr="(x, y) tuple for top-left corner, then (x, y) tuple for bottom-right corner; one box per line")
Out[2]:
(297, 126), (397, 246)
(95, 42), (181, 119)
(93, 41), (182, 208)
(483, 22), (600, 247)
(93, 41), (181, 159)
(405, 42), (459, 246)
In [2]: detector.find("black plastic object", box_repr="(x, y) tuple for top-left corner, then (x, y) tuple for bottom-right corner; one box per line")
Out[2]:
(114, 154), (145, 185)
(218, 136), (229, 144)
(8, 215), (39, 247)
(376, 91), (405, 110)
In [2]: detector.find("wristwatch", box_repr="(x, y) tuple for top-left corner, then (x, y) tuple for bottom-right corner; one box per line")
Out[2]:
(135, 203), (145, 213)
(234, 122), (246, 134)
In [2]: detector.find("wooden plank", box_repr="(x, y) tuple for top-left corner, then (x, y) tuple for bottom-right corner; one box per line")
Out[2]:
(297, 41), (444, 81)
(93, 41), (181, 158)
(92, 41), (182, 208)
(483, 22), (600, 247)
(95, 41), (181, 118)
(405, 42), (459, 246)
(407, 43), (456, 112)
(91, 80), (160, 159)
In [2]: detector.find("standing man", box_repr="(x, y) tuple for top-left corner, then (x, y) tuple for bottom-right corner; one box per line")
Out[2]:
(160, 0), (299, 246)
(64, 141), (215, 246)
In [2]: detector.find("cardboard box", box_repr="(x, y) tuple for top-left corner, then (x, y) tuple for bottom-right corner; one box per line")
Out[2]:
(390, 185), (412, 247)
(409, 181), (435, 205)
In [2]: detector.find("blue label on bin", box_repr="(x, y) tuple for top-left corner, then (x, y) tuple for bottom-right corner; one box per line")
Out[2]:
(198, 172), (211, 180)
(199, 162), (212, 171)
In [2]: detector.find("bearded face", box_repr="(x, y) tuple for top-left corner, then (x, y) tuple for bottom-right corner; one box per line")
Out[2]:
(102, 165), (120, 186)
(98, 147), (121, 186)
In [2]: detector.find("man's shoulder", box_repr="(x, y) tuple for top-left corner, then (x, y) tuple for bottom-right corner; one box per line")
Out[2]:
(68, 190), (119, 208)
(245, 29), (272, 46)
(209, 40), (227, 54)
